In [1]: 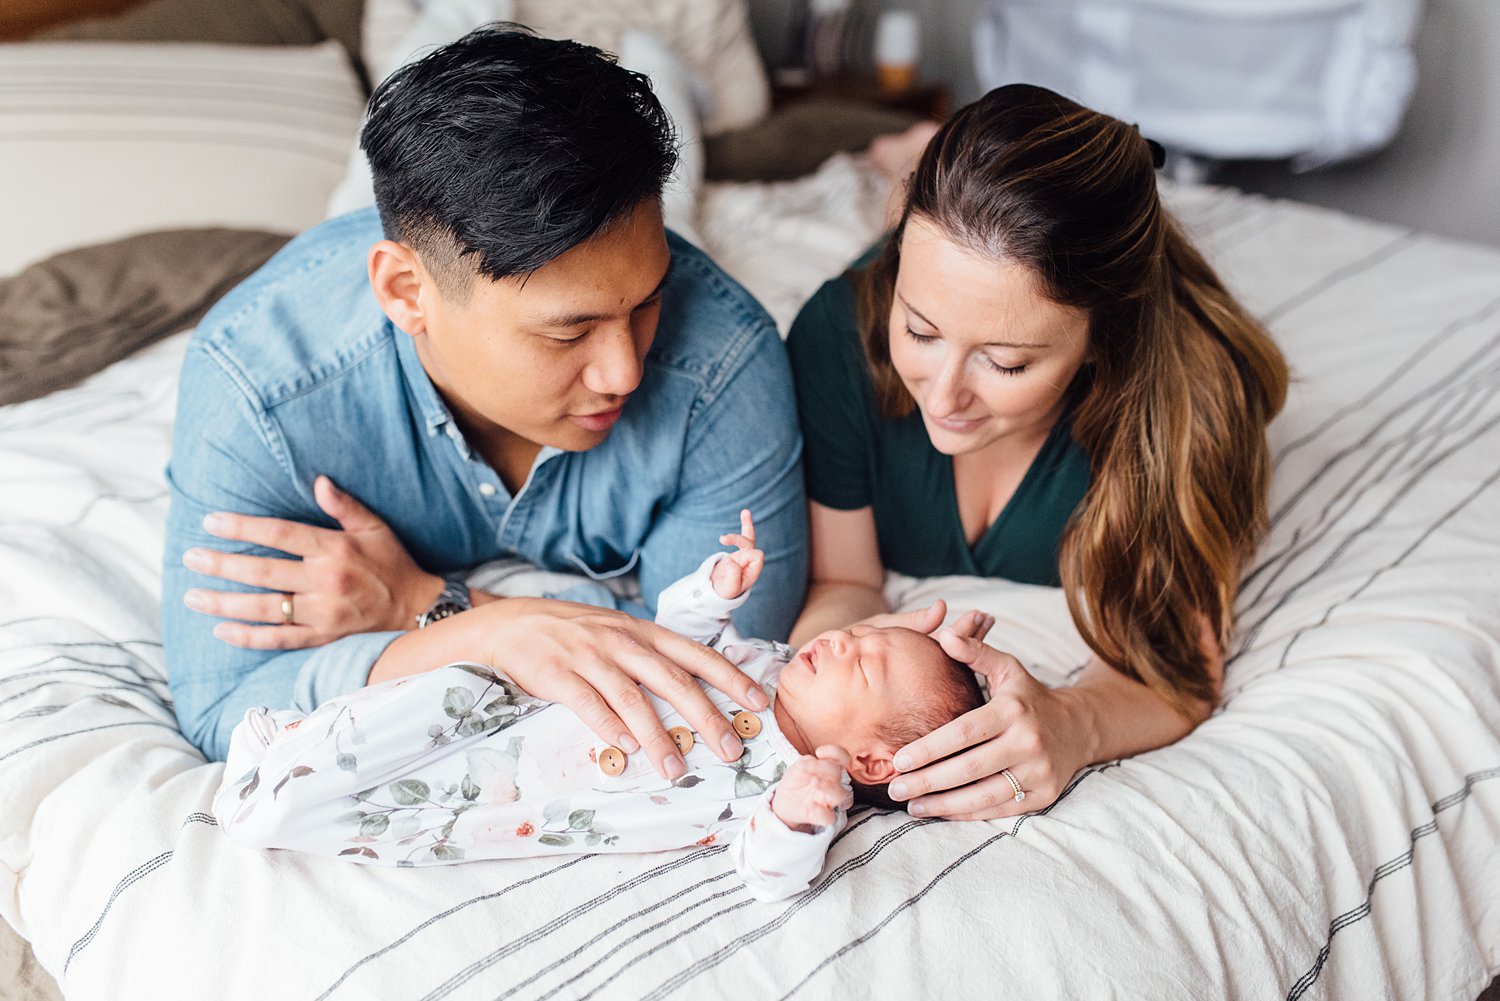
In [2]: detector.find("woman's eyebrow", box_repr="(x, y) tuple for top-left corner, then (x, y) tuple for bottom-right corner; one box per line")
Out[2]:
(897, 290), (1049, 350)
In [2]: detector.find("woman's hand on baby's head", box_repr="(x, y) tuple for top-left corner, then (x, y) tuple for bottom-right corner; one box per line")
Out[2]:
(771, 745), (852, 830)
(711, 508), (764, 600)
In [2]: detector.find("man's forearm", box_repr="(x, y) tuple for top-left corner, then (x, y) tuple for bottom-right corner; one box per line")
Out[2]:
(1058, 659), (1207, 765)
(789, 580), (888, 646)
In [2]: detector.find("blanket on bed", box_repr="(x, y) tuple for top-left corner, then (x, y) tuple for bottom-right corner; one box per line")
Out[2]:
(1, 179), (1498, 1000)
(0, 228), (288, 405)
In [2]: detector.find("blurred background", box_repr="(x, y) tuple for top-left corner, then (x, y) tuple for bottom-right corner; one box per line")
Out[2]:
(745, 0), (1499, 247)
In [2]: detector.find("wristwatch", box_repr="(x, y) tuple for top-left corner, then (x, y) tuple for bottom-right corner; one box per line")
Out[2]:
(416, 575), (472, 629)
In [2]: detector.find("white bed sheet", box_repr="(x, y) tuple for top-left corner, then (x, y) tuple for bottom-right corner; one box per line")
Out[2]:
(1, 170), (1498, 1001)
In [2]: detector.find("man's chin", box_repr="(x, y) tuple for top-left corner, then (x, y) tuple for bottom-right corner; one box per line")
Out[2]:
(541, 421), (614, 452)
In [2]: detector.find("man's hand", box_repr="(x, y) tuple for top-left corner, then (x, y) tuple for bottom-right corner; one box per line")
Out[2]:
(378, 596), (770, 781)
(710, 509), (764, 600)
(771, 745), (853, 830)
(182, 475), (442, 648)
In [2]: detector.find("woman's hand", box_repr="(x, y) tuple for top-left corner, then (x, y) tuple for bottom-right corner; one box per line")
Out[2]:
(182, 475), (443, 649)
(854, 600), (996, 645)
(886, 629), (1096, 820)
(772, 746), (854, 830)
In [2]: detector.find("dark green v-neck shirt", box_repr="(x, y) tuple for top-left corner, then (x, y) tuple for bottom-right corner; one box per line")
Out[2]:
(784, 267), (1092, 586)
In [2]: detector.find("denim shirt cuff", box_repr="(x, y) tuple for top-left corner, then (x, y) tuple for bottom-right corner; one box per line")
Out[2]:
(291, 630), (404, 712)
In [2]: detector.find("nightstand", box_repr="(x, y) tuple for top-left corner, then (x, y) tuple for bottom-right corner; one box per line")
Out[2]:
(771, 76), (953, 121)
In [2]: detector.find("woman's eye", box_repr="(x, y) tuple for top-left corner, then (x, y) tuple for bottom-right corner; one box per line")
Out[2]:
(982, 356), (1027, 376)
(905, 326), (936, 344)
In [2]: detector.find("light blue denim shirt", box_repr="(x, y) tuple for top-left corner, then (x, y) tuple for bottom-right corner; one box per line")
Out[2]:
(163, 208), (807, 762)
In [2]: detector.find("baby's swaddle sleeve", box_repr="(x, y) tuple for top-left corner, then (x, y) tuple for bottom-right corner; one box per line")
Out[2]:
(654, 553), (750, 646)
(728, 785), (848, 902)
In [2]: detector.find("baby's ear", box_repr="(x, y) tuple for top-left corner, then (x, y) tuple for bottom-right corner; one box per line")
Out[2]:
(849, 748), (898, 786)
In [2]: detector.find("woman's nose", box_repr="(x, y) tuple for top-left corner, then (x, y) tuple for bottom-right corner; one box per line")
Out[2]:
(926, 358), (970, 417)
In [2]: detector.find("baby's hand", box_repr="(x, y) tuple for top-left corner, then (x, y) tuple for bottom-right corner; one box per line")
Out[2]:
(710, 509), (764, 600)
(771, 745), (853, 830)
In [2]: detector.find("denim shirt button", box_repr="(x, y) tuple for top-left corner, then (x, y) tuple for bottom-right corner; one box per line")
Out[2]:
(479, 482), (497, 497)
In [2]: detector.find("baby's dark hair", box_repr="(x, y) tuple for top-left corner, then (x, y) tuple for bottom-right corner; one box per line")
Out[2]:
(853, 651), (985, 810)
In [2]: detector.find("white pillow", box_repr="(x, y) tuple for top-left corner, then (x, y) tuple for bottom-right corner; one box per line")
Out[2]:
(514, 0), (769, 135)
(360, 0), (770, 137)
(0, 41), (364, 277)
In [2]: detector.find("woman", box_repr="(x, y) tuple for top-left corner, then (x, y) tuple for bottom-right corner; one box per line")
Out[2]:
(784, 83), (1289, 819)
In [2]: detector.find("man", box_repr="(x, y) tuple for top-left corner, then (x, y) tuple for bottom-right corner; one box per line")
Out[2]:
(162, 26), (807, 777)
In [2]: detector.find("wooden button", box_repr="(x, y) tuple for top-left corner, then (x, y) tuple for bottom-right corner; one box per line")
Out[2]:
(668, 726), (695, 754)
(597, 746), (627, 777)
(731, 710), (761, 739)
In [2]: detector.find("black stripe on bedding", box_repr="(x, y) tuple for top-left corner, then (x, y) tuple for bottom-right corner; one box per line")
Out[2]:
(0, 657), (170, 695)
(1284, 765), (1500, 1001)
(322, 812), (893, 999)
(0, 129), (350, 166)
(541, 818), (942, 1001)
(417, 814), (902, 1000)
(63, 813), (218, 974)
(1269, 291), (1500, 473)
(1240, 356), (1500, 616)
(1234, 406), (1500, 656)
(750, 763), (1122, 1001)
(1261, 232), (1417, 325)
(0, 720), (178, 764)
(631, 769), (1116, 1001)
(1223, 455), (1500, 701)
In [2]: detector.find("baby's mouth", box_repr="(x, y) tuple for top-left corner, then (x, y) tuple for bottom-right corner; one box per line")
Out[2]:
(801, 643), (820, 674)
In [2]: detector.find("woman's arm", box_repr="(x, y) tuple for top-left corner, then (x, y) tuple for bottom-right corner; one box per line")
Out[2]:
(789, 503), (888, 645)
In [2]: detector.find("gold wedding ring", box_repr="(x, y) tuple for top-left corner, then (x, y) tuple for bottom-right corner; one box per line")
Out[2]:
(280, 593), (295, 626)
(1001, 767), (1025, 803)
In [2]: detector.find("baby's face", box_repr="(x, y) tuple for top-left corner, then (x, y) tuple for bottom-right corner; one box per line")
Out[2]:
(776, 625), (958, 753)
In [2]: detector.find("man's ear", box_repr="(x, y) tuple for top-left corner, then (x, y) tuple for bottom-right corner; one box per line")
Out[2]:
(849, 747), (898, 786)
(368, 239), (433, 336)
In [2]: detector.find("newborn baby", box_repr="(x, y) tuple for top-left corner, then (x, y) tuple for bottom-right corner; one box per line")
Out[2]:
(213, 513), (983, 901)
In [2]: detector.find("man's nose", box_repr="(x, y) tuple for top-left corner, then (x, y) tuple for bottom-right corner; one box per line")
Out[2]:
(584, 327), (643, 398)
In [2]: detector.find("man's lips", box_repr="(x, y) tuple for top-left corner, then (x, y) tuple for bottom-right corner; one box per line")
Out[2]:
(568, 402), (626, 432)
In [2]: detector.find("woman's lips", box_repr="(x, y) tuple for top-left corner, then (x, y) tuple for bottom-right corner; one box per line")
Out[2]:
(568, 404), (625, 432)
(928, 413), (984, 433)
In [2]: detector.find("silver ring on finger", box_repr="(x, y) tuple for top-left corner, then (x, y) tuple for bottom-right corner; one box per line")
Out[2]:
(1001, 767), (1025, 803)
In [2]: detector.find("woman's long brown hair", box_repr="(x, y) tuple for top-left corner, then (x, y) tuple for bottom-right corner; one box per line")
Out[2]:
(857, 84), (1289, 717)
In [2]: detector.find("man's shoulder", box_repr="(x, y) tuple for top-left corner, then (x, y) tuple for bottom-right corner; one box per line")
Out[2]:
(650, 231), (783, 392)
(189, 208), (392, 409)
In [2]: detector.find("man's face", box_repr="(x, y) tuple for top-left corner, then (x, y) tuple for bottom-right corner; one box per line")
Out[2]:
(413, 198), (671, 454)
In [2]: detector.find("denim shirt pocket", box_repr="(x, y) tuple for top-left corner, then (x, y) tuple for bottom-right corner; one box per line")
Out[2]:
(566, 548), (641, 582)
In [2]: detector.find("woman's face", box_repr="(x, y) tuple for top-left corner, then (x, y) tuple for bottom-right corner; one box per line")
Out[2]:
(888, 217), (1092, 456)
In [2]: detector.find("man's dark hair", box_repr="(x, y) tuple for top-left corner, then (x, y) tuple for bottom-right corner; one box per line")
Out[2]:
(360, 24), (678, 297)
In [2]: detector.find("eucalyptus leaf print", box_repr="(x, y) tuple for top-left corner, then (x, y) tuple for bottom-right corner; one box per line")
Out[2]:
(389, 779), (430, 806)
(443, 687), (476, 719)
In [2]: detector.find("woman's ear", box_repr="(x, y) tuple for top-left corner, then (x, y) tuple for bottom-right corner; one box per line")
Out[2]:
(368, 239), (431, 336)
(849, 747), (899, 786)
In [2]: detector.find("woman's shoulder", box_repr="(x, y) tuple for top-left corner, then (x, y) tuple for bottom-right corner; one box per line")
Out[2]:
(785, 254), (881, 384)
